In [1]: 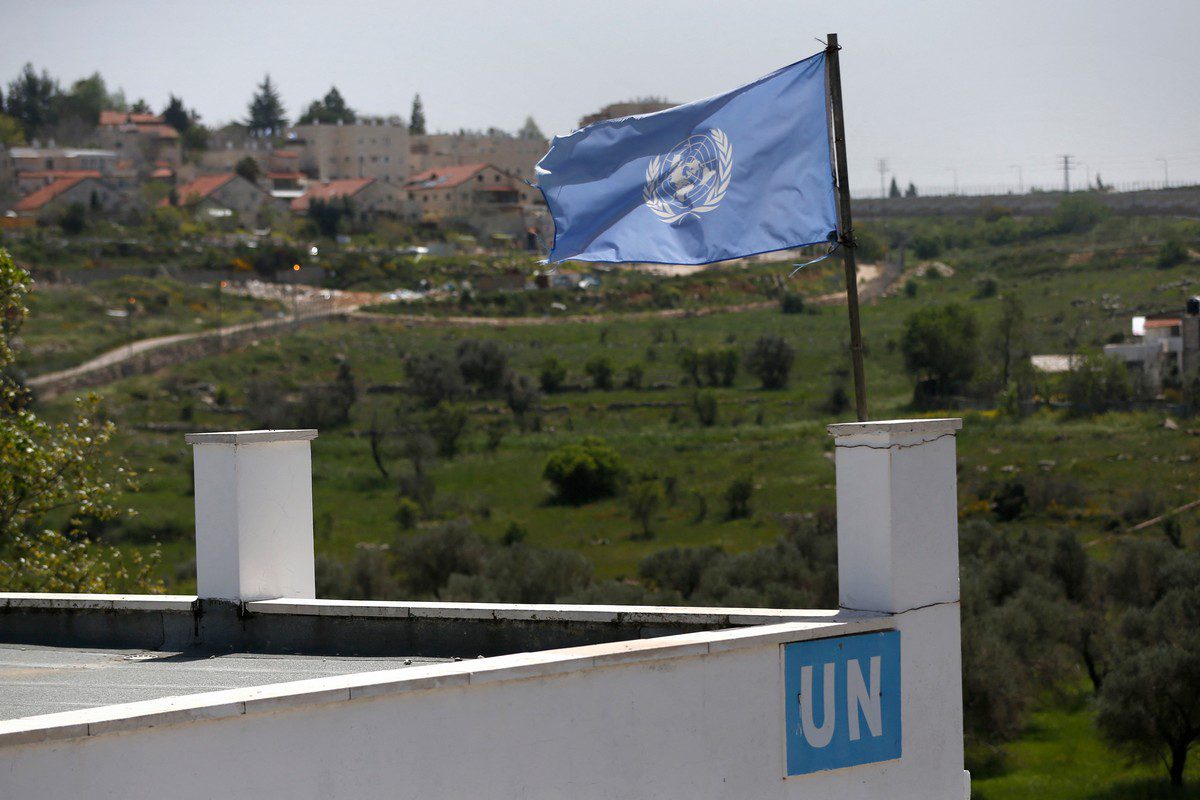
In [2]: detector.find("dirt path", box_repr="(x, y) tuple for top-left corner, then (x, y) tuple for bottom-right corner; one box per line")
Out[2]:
(26, 259), (899, 395)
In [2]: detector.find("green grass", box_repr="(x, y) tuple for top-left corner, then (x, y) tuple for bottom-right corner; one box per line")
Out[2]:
(971, 691), (1200, 800)
(19, 275), (282, 375)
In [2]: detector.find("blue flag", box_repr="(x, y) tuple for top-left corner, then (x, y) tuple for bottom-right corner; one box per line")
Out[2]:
(536, 51), (838, 266)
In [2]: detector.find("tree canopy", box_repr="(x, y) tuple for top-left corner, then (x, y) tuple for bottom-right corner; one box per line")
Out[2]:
(297, 86), (356, 125)
(4, 63), (58, 139)
(409, 93), (426, 135)
(245, 74), (287, 137)
(900, 303), (979, 398)
(517, 116), (543, 140)
(0, 249), (159, 593)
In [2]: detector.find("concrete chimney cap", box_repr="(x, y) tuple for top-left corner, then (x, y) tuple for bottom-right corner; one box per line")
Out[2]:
(827, 418), (962, 438)
(185, 430), (318, 445)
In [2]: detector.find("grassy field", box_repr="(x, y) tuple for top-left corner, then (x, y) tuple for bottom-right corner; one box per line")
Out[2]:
(19, 275), (282, 375)
(971, 690), (1200, 800)
(41, 212), (1200, 584)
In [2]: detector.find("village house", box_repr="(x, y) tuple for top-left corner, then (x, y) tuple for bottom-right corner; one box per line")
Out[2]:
(95, 110), (182, 168)
(290, 177), (399, 220)
(10, 174), (126, 219)
(409, 132), (547, 184)
(162, 173), (271, 220)
(402, 162), (539, 237)
(9, 146), (118, 177)
(1104, 298), (1200, 391)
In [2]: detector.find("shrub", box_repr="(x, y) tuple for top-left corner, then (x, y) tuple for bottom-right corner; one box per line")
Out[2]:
(395, 498), (420, 530)
(626, 477), (665, 539)
(501, 522), (527, 547)
(780, 292), (805, 314)
(724, 476), (754, 520)
(543, 436), (626, 504)
(538, 356), (567, 393)
(1064, 352), (1132, 416)
(396, 521), (486, 597)
(623, 363), (644, 389)
(703, 348), (739, 387)
(693, 390), (718, 427)
(745, 336), (795, 390)
(1157, 238), (1189, 269)
(406, 352), (464, 407)
(584, 355), (614, 390)
(974, 275), (998, 299)
(428, 402), (468, 458)
(504, 373), (541, 429)
(904, 279), (918, 298)
(1049, 195), (1108, 234)
(456, 339), (508, 393)
(911, 230), (942, 259)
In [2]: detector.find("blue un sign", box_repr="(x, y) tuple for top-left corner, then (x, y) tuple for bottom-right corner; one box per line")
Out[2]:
(783, 631), (902, 776)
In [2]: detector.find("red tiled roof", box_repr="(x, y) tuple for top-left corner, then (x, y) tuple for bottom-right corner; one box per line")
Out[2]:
(1145, 317), (1182, 329)
(100, 110), (165, 126)
(15, 176), (91, 212)
(404, 163), (490, 190)
(160, 173), (237, 207)
(150, 168), (174, 179)
(144, 124), (179, 139)
(272, 150), (299, 159)
(291, 178), (374, 212)
(267, 171), (304, 180)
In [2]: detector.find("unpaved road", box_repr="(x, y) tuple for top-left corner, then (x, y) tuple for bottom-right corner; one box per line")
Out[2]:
(27, 261), (896, 395)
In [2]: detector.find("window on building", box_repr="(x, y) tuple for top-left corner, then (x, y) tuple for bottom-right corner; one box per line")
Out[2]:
(477, 174), (484, 182)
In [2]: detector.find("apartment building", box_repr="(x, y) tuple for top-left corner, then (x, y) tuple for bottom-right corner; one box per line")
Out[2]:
(292, 120), (409, 184)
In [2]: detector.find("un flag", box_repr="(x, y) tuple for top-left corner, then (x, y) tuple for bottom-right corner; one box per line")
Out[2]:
(537, 51), (838, 265)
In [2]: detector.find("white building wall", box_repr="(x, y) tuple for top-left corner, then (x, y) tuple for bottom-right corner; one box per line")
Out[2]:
(0, 621), (964, 800)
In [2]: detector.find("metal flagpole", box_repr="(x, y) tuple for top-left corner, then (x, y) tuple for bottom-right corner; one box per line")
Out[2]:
(826, 33), (869, 422)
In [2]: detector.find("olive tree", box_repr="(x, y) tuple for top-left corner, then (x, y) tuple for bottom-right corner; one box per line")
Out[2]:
(0, 248), (158, 592)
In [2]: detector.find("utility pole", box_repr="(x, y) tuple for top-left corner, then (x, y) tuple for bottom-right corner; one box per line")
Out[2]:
(1061, 154), (1073, 192)
(1157, 157), (1169, 187)
(876, 158), (888, 199)
(945, 168), (958, 195)
(1010, 165), (1023, 193)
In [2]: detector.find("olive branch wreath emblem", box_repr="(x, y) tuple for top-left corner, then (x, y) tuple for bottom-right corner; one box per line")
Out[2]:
(643, 129), (733, 224)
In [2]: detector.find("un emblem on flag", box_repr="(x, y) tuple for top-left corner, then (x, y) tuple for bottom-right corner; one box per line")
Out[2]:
(643, 128), (733, 224)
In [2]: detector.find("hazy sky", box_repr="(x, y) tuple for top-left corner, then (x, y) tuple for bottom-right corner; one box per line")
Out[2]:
(4, 0), (1198, 195)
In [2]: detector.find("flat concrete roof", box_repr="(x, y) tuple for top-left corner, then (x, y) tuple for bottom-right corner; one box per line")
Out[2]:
(0, 644), (446, 721)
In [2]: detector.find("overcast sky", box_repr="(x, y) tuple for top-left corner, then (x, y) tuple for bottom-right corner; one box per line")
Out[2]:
(4, 0), (1198, 196)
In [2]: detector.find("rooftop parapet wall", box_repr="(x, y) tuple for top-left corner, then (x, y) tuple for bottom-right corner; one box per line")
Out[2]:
(0, 419), (969, 799)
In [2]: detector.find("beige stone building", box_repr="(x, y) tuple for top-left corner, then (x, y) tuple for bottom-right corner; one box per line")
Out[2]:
(403, 163), (542, 237)
(95, 110), (182, 168)
(292, 121), (409, 184)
